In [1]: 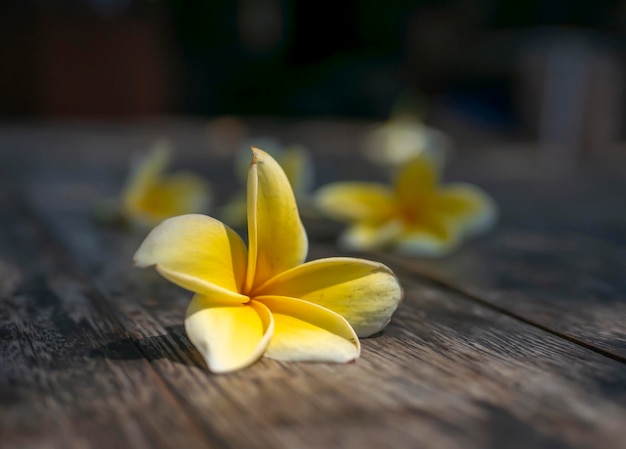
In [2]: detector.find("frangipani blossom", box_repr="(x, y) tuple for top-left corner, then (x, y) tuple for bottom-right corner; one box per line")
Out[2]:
(315, 154), (497, 256)
(221, 140), (314, 226)
(121, 141), (211, 228)
(134, 148), (402, 373)
(363, 114), (451, 167)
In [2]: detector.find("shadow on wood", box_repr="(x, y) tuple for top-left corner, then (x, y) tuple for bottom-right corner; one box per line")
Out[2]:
(91, 325), (206, 368)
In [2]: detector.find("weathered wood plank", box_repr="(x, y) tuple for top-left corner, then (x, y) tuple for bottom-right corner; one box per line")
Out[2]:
(4, 121), (625, 357)
(480, 176), (626, 245)
(0, 190), (215, 449)
(26, 176), (626, 449)
(371, 224), (626, 361)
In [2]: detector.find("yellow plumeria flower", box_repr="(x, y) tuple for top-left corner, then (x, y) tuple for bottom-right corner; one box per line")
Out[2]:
(315, 154), (497, 256)
(363, 114), (451, 167)
(221, 140), (314, 226)
(121, 141), (211, 228)
(134, 148), (402, 373)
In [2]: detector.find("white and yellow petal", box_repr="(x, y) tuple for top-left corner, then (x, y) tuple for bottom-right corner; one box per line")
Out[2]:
(185, 296), (273, 373)
(394, 217), (461, 257)
(338, 220), (403, 252)
(255, 257), (402, 337)
(364, 118), (430, 166)
(314, 183), (395, 224)
(133, 214), (248, 303)
(436, 183), (497, 236)
(246, 147), (308, 291)
(256, 296), (359, 363)
(364, 117), (450, 167)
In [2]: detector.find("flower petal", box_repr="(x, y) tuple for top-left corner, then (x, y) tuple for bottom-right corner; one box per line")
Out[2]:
(235, 137), (284, 183)
(363, 118), (429, 166)
(185, 296), (273, 373)
(364, 118), (451, 167)
(122, 141), (171, 214)
(393, 155), (439, 210)
(256, 295), (359, 363)
(160, 173), (211, 214)
(254, 257), (402, 337)
(134, 214), (248, 303)
(246, 147), (308, 292)
(436, 183), (497, 236)
(394, 219), (461, 256)
(128, 173), (211, 226)
(339, 220), (403, 252)
(314, 183), (395, 223)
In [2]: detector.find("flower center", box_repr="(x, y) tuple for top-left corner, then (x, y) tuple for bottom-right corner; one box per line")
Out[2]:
(398, 204), (421, 225)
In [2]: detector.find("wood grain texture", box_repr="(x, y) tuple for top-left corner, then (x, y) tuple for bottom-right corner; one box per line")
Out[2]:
(0, 189), (216, 449)
(376, 227), (626, 360)
(23, 173), (626, 449)
(366, 214), (626, 361)
(2, 122), (626, 449)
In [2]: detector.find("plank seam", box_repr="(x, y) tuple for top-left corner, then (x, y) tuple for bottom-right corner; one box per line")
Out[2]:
(387, 259), (626, 365)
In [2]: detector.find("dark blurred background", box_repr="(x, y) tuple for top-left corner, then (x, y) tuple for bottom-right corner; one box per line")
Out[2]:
(1, 0), (625, 151)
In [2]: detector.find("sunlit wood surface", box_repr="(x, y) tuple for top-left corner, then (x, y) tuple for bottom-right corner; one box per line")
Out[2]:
(1, 120), (625, 449)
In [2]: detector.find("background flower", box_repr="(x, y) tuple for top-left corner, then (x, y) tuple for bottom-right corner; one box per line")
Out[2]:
(363, 113), (452, 168)
(120, 140), (212, 228)
(315, 154), (497, 256)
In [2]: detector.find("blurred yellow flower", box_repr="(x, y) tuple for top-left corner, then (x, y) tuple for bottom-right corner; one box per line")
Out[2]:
(121, 141), (211, 228)
(315, 154), (497, 256)
(363, 114), (451, 167)
(220, 140), (314, 226)
(134, 148), (402, 373)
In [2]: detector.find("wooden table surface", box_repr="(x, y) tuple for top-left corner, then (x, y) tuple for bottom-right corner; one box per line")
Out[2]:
(1, 120), (625, 449)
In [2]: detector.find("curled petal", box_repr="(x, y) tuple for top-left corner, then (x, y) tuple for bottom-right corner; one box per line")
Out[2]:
(246, 147), (308, 292)
(134, 214), (248, 303)
(256, 296), (360, 363)
(185, 296), (273, 373)
(314, 183), (395, 224)
(255, 258), (403, 337)
(235, 137), (284, 183)
(339, 220), (403, 252)
(437, 183), (497, 236)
